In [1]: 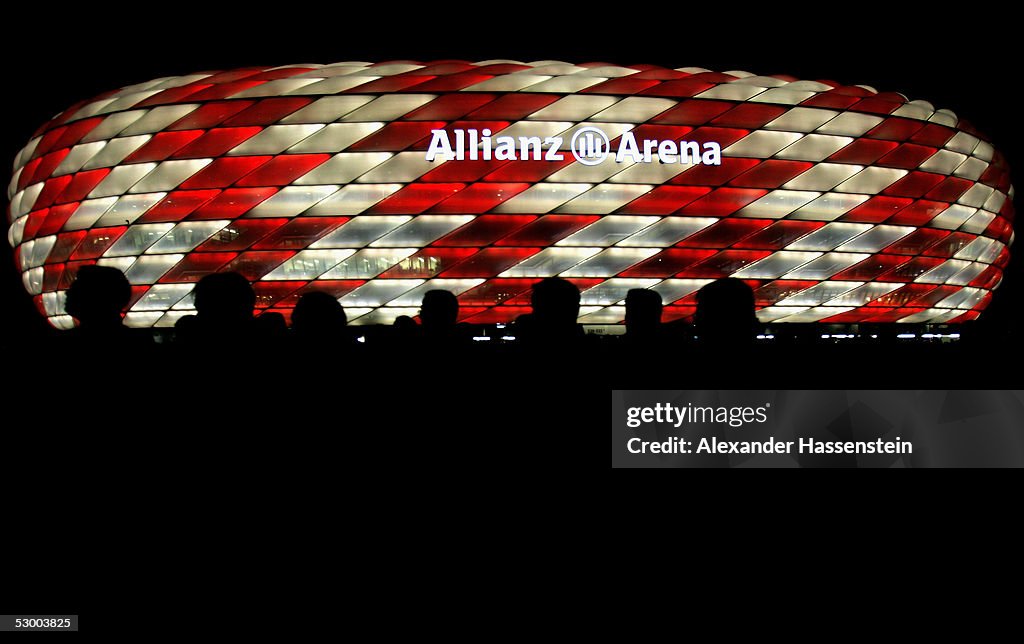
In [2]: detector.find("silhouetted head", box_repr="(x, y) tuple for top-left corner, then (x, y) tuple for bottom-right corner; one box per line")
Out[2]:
(531, 277), (581, 329)
(64, 265), (131, 329)
(625, 288), (663, 336)
(695, 278), (757, 345)
(193, 272), (255, 329)
(420, 290), (458, 332)
(254, 311), (288, 337)
(292, 291), (347, 335)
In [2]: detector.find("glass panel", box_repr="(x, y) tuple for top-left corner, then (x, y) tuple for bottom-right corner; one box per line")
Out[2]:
(320, 248), (417, 279)
(557, 216), (660, 247)
(146, 220), (228, 254)
(89, 163), (157, 198)
(816, 112), (883, 136)
(834, 167), (907, 194)
(783, 163), (861, 191)
(775, 134), (854, 161)
(94, 193), (167, 226)
(527, 95), (618, 120)
(228, 124), (325, 155)
(280, 95), (375, 123)
(293, 152), (392, 184)
(776, 281), (861, 306)
(493, 183), (592, 214)
(579, 306), (626, 323)
(591, 97), (676, 122)
(104, 223), (175, 256)
(915, 259), (973, 284)
(929, 205), (976, 230)
(124, 254), (184, 284)
(339, 280), (423, 307)
(304, 184), (402, 216)
(129, 159), (212, 193)
(262, 249), (355, 280)
(131, 283), (193, 311)
(386, 278), (485, 306)
(560, 248), (659, 277)
(774, 306), (853, 322)
(340, 95), (435, 121)
(580, 278), (661, 305)
(824, 282), (902, 306)
(786, 223), (873, 251)
(835, 225), (913, 252)
(737, 190), (820, 218)
(356, 152), (436, 183)
(733, 251), (821, 279)
(370, 215), (473, 247)
(246, 185), (340, 217)
(556, 185), (654, 215)
(616, 217), (713, 247)
(499, 247), (600, 277)
(724, 131), (803, 158)
(782, 252), (870, 280)
(310, 216), (411, 248)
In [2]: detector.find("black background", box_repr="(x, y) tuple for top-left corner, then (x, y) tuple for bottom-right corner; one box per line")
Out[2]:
(2, 6), (1020, 623)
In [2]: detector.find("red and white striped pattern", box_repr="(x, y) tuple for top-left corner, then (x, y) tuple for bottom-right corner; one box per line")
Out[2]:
(6, 61), (1014, 328)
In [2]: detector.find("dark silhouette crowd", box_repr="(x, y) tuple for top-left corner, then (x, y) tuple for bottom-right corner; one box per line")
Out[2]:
(37, 265), (997, 389)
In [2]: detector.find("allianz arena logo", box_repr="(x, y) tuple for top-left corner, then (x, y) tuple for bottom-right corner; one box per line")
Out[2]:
(425, 127), (723, 166)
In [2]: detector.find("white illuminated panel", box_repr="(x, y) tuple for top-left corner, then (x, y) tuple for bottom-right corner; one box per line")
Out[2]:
(493, 183), (592, 213)
(725, 131), (803, 158)
(310, 216), (412, 248)
(499, 247), (601, 277)
(304, 184), (401, 215)
(783, 253), (870, 280)
(370, 215), (473, 247)
(262, 249), (356, 280)
(527, 95), (619, 121)
(775, 134), (853, 162)
(616, 217), (715, 247)
(81, 135), (152, 170)
(146, 221), (229, 254)
(320, 248), (417, 279)
(580, 278), (661, 305)
(737, 190), (820, 218)
(734, 251), (821, 279)
(246, 185), (340, 218)
(94, 193), (167, 227)
(786, 223), (873, 251)
(339, 279), (423, 307)
(836, 226), (914, 252)
(557, 216), (659, 246)
(229, 124), (326, 155)
(560, 248), (659, 277)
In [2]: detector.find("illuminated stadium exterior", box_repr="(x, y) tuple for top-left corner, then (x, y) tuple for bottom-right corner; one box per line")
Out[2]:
(6, 61), (1014, 329)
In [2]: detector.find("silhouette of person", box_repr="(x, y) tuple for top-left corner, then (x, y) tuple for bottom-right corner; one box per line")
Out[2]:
(291, 291), (352, 352)
(624, 288), (663, 344)
(516, 277), (585, 347)
(390, 314), (419, 349)
(176, 272), (256, 346)
(253, 311), (288, 342)
(62, 264), (148, 348)
(694, 278), (758, 347)
(419, 290), (461, 344)
(293, 291), (348, 336)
